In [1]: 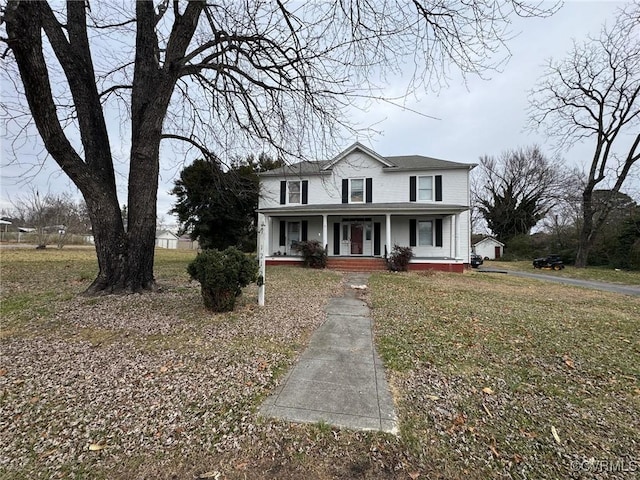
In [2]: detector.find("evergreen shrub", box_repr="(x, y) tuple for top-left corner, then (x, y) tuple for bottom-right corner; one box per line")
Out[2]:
(187, 247), (258, 312)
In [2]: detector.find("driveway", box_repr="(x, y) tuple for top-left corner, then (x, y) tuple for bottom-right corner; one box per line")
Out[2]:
(477, 267), (640, 297)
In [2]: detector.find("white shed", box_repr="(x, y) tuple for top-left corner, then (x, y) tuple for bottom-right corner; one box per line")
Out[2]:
(473, 237), (504, 260)
(155, 230), (179, 249)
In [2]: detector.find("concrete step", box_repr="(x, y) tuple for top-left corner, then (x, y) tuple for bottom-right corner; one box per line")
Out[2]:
(326, 258), (387, 272)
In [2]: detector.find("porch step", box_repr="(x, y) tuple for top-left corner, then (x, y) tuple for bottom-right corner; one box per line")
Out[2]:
(326, 257), (387, 272)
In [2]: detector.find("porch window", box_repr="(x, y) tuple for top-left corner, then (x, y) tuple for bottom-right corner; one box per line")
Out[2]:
(288, 221), (300, 247)
(288, 181), (301, 204)
(418, 220), (433, 246)
(350, 178), (364, 203)
(418, 176), (433, 201)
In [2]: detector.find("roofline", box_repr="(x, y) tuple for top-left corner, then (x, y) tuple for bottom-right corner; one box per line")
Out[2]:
(473, 237), (505, 246)
(383, 163), (476, 172)
(322, 142), (396, 170)
(258, 202), (470, 215)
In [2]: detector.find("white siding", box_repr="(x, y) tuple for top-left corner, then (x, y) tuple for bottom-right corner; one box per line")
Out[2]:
(259, 150), (471, 207)
(474, 239), (503, 259)
(259, 148), (472, 262)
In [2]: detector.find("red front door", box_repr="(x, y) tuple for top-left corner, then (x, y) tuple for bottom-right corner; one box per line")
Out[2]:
(495, 246), (501, 259)
(351, 224), (363, 254)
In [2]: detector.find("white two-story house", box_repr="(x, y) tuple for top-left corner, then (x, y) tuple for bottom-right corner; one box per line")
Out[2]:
(257, 142), (474, 272)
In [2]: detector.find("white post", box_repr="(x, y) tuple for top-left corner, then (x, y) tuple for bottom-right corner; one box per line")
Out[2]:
(258, 213), (268, 306)
(450, 214), (455, 258)
(322, 214), (328, 251)
(455, 213), (460, 258)
(385, 213), (391, 256)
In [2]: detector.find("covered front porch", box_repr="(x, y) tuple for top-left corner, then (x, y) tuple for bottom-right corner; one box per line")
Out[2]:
(257, 204), (469, 272)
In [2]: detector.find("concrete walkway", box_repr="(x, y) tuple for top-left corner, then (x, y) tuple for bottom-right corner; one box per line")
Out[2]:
(478, 267), (640, 296)
(259, 273), (398, 433)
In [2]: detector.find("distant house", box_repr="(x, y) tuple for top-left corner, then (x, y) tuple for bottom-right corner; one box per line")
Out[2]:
(257, 142), (475, 272)
(473, 237), (504, 260)
(155, 230), (179, 249)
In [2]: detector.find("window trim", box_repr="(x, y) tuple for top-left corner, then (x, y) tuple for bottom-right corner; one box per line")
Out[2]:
(417, 175), (434, 202)
(417, 220), (434, 246)
(349, 178), (365, 204)
(287, 180), (301, 204)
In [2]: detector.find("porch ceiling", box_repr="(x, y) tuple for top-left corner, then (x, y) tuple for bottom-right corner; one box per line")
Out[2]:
(257, 202), (469, 216)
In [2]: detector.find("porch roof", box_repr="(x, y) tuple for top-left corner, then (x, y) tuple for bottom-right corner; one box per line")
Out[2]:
(257, 202), (469, 216)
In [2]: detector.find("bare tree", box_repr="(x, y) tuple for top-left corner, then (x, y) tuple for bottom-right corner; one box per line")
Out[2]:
(473, 146), (566, 242)
(528, 3), (640, 267)
(1, 1), (557, 293)
(11, 189), (90, 248)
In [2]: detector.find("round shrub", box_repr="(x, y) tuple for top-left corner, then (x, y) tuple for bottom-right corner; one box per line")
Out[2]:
(387, 244), (414, 272)
(292, 240), (327, 268)
(187, 247), (258, 312)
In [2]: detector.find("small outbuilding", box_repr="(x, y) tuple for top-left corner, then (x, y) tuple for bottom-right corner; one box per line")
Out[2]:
(473, 237), (504, 260)
(155, 230), (179, 249)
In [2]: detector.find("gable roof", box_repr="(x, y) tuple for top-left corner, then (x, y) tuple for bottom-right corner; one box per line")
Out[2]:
(473, 237), (505, 247)
(259, 142), (475, 176)
(322, 142), (396, 170)
(156, 230), (178, 239)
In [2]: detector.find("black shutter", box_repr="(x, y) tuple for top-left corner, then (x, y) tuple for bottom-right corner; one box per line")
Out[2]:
(301, 220), (308, 241)
(279, 220), (286, 246)
(333, 223), (340, 255)
(435, 218), (443, 247)
(374, 222), (381, 256)
(302, 180), (308, 204)
(342, 179), (349, 204)
(366, 178), (373, 203)
(409, 176), (416, 202)
(435, 175), (442, 201)
(409, 219), (416, 247)
(280, 181), (286, 205)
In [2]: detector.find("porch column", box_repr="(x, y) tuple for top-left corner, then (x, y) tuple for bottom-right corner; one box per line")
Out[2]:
(455, 213), (460, 258)
(322, 214), (328, 251)
(385, 213), (391, 257)
(450, 214), (456, 258)
(258, 213), (269, 306)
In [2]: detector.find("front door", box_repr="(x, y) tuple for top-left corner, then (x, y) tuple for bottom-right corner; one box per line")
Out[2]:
(350, 224), (363, 254)
(494, 246), (501, 259)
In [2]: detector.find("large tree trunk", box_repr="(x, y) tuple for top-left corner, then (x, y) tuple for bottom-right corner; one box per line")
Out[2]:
(82, 193), (157, 294)
(4, 1), (206, 295)
(575, 189), (595, 268)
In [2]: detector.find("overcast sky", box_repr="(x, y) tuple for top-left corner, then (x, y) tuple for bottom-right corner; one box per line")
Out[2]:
(1, 0), (636, 225)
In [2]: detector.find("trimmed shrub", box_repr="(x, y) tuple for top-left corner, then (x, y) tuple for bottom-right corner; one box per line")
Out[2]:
(292, 240), (327, 268)
(387, 244), (413, 272)
(187, 247), (258, 312)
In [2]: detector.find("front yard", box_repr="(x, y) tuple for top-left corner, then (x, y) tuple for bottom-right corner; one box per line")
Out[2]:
(1, 248), (638, 479)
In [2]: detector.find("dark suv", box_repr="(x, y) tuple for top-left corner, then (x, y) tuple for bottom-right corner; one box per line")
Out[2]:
(470, 254), (483, 268)
(533, 254), (564, 270)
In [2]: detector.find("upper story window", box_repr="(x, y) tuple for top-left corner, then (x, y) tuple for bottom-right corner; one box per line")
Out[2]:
(350, 178), (364, 203)
(410, 175), (442, 202)
(288, 181), (301, 204)
(280, 180), (307, 205)
(418, 176), (433, 201)
(342, 178), (372, 204)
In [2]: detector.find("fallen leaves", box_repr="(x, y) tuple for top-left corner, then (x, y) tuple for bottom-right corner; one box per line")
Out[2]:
(0, 266), (344, 478)
(562, 355), (575, 369)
